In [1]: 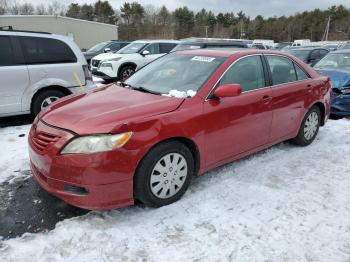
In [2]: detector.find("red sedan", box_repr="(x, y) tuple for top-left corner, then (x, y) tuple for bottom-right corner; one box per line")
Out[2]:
(28, 49), (331, 210)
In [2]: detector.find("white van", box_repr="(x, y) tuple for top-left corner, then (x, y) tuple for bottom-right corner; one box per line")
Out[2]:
(0, 28), (95, 117)
(292, 39), (311, 47)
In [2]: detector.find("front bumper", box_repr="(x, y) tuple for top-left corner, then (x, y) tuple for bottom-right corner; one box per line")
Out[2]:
(92, 70), (116, 81)
(331, 93), (350, 117)
(28, 120), (136, 210)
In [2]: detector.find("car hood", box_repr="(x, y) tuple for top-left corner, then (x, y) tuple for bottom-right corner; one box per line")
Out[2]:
(41, 85), (184, 134)
(316, 68), (350, 89)
(93, 52), (137, 61)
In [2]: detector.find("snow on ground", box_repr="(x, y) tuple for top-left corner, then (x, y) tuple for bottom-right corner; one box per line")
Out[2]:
(0, 125), (31, 184)
(1, 119), (350, 261)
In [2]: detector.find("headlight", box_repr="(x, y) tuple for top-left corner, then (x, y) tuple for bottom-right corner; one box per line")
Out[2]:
(61, 132), (133, 154)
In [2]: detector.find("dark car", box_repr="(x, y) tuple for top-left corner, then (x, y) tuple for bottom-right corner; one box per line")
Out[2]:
(83, 40), (130, 64)
(314, 50), (350, 117)
(285, 47), (329, 66)
(171, 39), (247, 52)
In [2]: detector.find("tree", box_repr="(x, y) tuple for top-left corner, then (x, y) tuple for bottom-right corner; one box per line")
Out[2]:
(36, 3), (47, 15)
(66, 3), (80, 18)
(173, 6), (195, 39)
(0, 0), (8, 14)
(94, 0), (116, 24)
(158, 5), (170, 26)
(19, 2), (34, 15)
(80, 4), (94, 20)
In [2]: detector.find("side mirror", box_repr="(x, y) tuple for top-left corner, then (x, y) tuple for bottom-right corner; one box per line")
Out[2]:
(214, 84), (241, 98)
(141, 50), (150, 56)
(104, 48), (111, 53)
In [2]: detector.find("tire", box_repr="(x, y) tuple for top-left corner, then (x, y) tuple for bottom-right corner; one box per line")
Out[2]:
(291, 106), (321, 146)
(32, 89), (66, 116)
(119, 65), (135, 81)
(134, 141), (194, 208)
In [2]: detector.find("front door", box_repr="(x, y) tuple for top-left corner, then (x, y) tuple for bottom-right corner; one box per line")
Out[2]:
(203, 55), (273, 167)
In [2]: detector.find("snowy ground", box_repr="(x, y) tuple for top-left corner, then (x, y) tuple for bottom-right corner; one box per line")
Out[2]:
(1, 119), (350, 261)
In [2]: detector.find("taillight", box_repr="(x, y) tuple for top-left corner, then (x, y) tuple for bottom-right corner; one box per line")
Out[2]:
(83, 65), (92, 81)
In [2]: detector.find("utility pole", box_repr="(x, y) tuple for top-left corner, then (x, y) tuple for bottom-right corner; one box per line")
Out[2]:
(205, 26), (208, 38)
(322, 16), (330, 41)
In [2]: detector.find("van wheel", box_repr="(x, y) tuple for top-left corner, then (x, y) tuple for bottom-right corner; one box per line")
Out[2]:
(32, 90), (66, 116)
(134, 141), (194, 208)
(291, 106), (321, 146)
(119, 66), (135, 81)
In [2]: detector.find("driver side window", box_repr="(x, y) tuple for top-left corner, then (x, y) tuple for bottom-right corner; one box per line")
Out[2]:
(220, 55), (266, 92)
(143, 43), (160, 54)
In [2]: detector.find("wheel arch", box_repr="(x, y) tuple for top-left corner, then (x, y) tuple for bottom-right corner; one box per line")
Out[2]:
(311, 101), (326, 126)
(136, 136), (201, 177)
(30, 86), (72, 114)
(117, 62), (137, 80)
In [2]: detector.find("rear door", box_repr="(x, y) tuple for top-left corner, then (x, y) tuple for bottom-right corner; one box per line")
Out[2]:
(0, 35), (29, 115)
(265, 55), (314, 141)
(204, 55), (273, 166)
(19, 36), (82, 94)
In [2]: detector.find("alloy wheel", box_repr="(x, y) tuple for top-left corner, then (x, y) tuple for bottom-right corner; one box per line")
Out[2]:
(40, 96), (59, 109)
(304, 111), (319, 140)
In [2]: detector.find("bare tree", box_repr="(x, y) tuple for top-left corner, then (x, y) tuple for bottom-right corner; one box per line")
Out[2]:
(36, 3), (47, 15)
(19, 2), (34, 15)
(0, 0), (9, 14)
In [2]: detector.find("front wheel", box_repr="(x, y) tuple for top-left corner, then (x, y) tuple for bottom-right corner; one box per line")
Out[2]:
(134, 141), (194, 207)
(119, 65), (135, 81)
(291, 106), (321, 146)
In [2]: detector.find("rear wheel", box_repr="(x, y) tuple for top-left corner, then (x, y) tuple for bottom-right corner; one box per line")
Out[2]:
(119, 65), (135, 81)
(134, 141), (194, 207)
(32, 89), (66, 116)
(291, 106), (321, 146)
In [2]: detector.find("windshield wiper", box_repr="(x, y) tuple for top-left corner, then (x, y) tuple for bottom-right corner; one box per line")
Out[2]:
(132, 86), (161, 95)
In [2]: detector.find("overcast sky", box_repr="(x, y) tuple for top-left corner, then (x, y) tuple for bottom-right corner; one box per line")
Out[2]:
(29, 0), (349, 18)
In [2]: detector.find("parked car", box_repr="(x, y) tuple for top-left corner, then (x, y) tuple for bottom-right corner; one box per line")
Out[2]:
(29, 49), (331, 210)
(314, 50), (350, 117)
(83, 40), (130, 64)
(275, 42), (292, 50)
(339, 42), (350, 50)
(322, 43), (339, 51)
(0, 28), (95, 117)
(171, 39), (248, 51)
(285, 47), (329, 66)
(252, 43), (270, 50)
(92, 40), (179, 82)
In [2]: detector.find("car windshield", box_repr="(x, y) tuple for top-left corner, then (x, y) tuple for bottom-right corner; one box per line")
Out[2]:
(286, 49), (310, 61)
(87, 42), (108, 52)
(314, 53), (350, 71)
(117, 42), (147, 54)
(125, 54), (225, 96)
(340, 43), (350, 50)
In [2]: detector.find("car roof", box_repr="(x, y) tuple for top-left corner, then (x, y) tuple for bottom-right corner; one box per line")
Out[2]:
(331, 49), (350, 54)
(176, 49), (290, 58)
(133, 39), (180, 44)
(288, 47), (327, 51)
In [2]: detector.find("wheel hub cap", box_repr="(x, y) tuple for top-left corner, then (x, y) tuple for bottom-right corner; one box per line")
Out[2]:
(41, 96), (59, 109)
(150, 153), (188, 199)
(304, 112), (318, 140)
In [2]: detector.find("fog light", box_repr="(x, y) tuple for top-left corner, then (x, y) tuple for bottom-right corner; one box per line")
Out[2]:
(64, 184), (88, 195)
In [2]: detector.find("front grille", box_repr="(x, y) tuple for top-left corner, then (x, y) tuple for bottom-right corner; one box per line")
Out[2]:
(31, 132), (59, 152)
(91, 59), (101, 67)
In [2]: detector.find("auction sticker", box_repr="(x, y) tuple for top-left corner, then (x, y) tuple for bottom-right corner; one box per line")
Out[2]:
(191, 56), (215, 62)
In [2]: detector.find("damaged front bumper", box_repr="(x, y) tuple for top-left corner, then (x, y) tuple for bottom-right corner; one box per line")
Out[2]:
(331, 87), (350, 116)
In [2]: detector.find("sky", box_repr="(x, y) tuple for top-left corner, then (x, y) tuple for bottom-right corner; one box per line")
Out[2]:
(28, 0), (349, 18)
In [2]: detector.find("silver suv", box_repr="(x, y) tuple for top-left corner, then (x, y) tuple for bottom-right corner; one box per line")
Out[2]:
(0, 28), (95, 117)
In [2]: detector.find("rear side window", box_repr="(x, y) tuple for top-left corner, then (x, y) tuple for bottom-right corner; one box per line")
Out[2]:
(108, 42), (121, 51)
(266, 55), (297, 85)
(144, 43), (160, 54)
(0, 36), (15, 66)
(220, 55), (266, 92)
(294, 63), (309, 80)
(160, 43), (177, 53)
(319, 49), (329, 57)
(19, 36), (77, 64)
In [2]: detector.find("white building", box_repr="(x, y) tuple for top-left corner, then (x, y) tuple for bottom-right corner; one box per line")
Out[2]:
(0, 15), (118, 50)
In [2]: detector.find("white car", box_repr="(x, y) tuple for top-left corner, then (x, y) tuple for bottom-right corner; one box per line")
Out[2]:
(91, 40), (179, 82)
(0, 28), (95, 117)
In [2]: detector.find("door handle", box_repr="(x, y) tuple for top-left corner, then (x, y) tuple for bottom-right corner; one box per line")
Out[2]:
(262, 95), (272, 103)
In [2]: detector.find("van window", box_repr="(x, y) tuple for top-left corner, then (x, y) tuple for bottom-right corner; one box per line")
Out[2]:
(19, 36), (77, 64)
(0, 36), (15, 66)
(160, 43), (177, 53)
